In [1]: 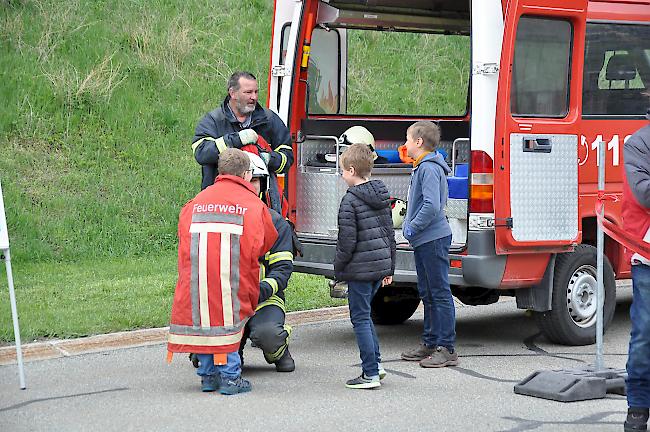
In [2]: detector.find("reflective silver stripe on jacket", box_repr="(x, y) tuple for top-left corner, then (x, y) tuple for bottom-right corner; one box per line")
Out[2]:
(169, 317), (249, 336)
(188, 212), (245, 328)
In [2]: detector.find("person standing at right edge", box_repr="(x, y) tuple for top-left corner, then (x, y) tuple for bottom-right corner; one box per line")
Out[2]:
(400, 121), (458, 368)
(622, 109), (650, 432)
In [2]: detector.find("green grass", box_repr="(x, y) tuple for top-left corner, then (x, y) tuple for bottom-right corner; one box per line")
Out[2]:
(0, 255), (345, 342)
(1, 0), (274, 263)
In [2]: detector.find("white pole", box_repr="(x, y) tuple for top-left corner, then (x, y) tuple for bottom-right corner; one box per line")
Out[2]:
(595, 141), (605, 371)
(3, 248), (26, 389)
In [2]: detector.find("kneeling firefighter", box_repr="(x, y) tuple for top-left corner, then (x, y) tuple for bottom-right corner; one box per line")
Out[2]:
(241, 152), (295, 371)
(191, 152), (295, 372)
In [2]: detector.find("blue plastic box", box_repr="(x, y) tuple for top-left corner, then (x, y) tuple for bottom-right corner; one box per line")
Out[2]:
(375, 149), (401, 163)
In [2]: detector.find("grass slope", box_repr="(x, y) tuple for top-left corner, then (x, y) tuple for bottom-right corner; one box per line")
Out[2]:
(1, 0), (274, 262)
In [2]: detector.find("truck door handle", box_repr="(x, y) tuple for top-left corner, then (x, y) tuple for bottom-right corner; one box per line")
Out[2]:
(523, 138), (552, 153)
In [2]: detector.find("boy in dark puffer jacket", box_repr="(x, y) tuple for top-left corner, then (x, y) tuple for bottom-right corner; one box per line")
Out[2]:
(335, 143), (396, 389)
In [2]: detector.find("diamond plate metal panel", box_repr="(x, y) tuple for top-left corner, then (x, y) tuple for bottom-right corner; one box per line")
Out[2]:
(510, 134), (578, 242)
(296, 171), (346, 236)
(299, 138), (338, 167)
(378, 172), (411, 202)
(446, 199), (467, 246)
(446, 198), (467, 219)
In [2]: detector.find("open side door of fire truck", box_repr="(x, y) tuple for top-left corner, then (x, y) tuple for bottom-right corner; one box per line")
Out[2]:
(494, 0), (588, 254)
(269, 0), (304, 125)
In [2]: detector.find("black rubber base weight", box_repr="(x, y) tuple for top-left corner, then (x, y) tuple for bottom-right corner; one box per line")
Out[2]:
(514, 367), (627, 402)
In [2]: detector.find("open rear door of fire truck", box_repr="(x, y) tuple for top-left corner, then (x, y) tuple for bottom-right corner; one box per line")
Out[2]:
(494, 0), (587, 254)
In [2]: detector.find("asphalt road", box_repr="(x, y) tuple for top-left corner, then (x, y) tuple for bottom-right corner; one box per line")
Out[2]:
(0, 287), (634, 432)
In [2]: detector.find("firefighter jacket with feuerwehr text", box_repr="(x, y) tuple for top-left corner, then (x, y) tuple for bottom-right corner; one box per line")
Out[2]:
(167, 175), (278, 355)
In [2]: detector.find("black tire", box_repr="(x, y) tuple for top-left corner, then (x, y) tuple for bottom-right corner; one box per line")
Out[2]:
(371, 285), (420, 325)
(534, 244), (616, 346)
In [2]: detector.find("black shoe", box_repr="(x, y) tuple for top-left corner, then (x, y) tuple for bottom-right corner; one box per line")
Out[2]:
(200, 374), (221, 392)
(274, 348), (295, 372)
(189, 353), (199, 369)
(625, 407), (649, 432)
(219, 376), (252, 395)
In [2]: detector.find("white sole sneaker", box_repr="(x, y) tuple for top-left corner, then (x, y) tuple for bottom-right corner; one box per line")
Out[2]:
(345, 381), (381, 389)
(345, 374), (381, 389)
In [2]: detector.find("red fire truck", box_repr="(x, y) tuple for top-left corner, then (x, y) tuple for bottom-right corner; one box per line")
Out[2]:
(267, 0), (650, 345)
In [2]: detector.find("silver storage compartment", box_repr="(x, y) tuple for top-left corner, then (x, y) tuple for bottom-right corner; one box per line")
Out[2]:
(296, 167), (348, 236)
(295, 135), (468, 246)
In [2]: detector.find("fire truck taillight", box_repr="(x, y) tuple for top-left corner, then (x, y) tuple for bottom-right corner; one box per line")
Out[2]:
(469, 150), (494, 213)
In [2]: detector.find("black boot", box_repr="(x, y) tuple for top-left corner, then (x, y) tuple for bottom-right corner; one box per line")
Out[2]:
(625, 407), (649, 432)
(274, 348), (295, 372)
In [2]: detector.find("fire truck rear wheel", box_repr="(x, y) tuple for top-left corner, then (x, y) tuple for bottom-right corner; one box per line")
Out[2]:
(534, 244), (616, 346)
(371, 285), (421, 325)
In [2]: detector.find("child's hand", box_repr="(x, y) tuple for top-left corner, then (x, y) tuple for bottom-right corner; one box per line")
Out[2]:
(382, 276), (393, 286)
(403, 222), (413, 237)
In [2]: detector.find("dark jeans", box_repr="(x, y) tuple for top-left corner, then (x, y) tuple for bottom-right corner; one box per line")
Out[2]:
(347, 280), (382, 377)
(627, 263), (650, 408)
(413, 235), (455, 351)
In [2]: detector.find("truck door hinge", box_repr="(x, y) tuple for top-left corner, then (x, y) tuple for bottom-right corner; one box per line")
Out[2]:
(495, 217), (513, 229)
(271, 65), (291, 77)
(472, 62), (499, 76)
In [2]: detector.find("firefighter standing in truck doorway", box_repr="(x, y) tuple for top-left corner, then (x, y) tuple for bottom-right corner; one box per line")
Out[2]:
(191, 152), (296, 373)
(191, 71), (294, 217)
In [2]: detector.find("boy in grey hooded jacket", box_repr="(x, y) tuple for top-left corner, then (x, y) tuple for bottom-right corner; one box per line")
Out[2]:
(400, 121), (458, 368)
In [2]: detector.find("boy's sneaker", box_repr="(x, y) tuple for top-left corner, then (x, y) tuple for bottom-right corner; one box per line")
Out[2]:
(345, 373), (380, 389)
(624, 407), (649, 431)
(200, 374), (221, 392)
(219, 376), (252, 395)
(378, 363), (387, 380)
(401, 343), (436, 361)
(419, 346), (459, 368)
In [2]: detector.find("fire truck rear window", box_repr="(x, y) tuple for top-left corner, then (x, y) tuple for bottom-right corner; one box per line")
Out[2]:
(511, 17), (572, 118)
(305, 28), (470, 117)
(345, 30), (470, 116)
(582, 23), (650, 118)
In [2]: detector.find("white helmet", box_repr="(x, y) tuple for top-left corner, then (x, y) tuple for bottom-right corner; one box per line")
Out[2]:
(339, 126), (378, 160)
(391, 199), (407, 229)
(246, 152), (269, 193)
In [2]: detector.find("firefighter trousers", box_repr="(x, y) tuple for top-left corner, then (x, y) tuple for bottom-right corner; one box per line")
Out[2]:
(241, 303), (291, 363)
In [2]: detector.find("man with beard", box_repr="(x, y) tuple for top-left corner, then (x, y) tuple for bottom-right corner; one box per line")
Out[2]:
(191, 71), (294, 217)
